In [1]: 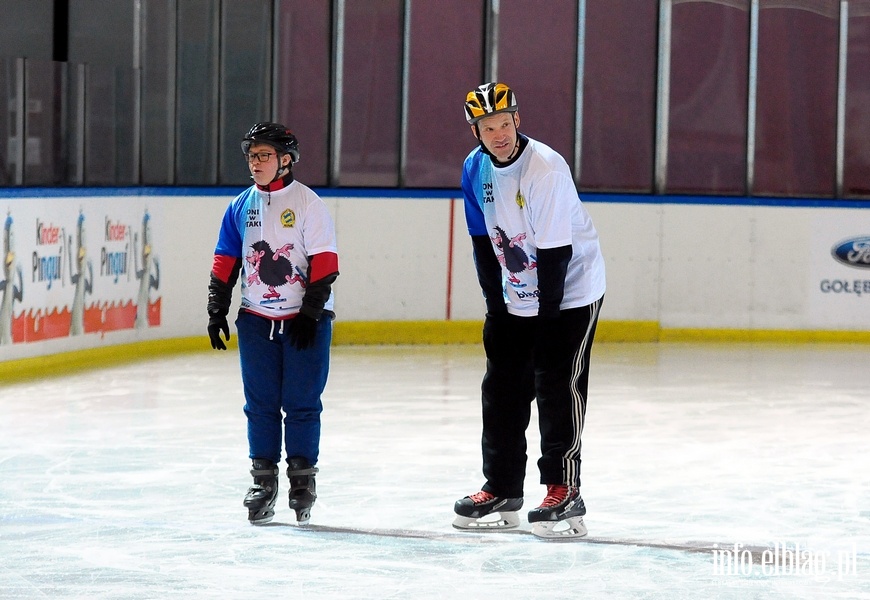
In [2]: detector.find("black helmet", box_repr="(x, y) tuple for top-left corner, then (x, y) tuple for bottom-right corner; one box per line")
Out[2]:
(241, 122), (300, 164)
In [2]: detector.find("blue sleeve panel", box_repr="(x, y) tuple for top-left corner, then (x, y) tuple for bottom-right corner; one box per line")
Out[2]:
(461, 148), (489, 237)
(214, 188), (253, 258)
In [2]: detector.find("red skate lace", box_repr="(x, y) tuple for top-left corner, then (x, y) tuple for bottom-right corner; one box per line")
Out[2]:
(469, 491), (495, 504)
(539, 484), (569, 507)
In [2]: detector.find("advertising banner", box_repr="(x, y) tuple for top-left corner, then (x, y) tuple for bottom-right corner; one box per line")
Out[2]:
(1, 197), (162, 346)
(809, 211), (870, 328)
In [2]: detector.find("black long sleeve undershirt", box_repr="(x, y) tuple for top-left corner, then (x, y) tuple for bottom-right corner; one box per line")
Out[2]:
(471, 234), (507, 316)
(207, 259), (241, 317)
(535, 245), (572, 319)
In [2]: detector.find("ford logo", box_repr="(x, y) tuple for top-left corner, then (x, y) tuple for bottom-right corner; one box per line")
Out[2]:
(831, 236), (870, 269)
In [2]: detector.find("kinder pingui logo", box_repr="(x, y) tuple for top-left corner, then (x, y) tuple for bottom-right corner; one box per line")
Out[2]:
(831, 236), (870, 269)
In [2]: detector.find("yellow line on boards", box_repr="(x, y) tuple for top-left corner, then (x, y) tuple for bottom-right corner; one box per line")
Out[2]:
(1, 320), (869, 384)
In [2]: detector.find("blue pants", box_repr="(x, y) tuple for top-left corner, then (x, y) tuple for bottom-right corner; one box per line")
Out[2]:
(235, 311), (332, 466)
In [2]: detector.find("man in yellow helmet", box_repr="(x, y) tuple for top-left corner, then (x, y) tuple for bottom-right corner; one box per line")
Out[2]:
(453, 82), (606, 539)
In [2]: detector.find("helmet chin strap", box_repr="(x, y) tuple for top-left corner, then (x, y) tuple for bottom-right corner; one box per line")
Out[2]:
(474, 124), (497, 159)
(249, 156), (291, 186)
(247, 149), (292, 182)
(271, 153), (290, 182)
(505, 139), (520, 162)
(249, 165), (288, 181)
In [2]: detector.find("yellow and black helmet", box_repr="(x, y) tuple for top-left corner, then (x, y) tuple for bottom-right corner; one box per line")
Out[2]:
(464, 82), (518, 124)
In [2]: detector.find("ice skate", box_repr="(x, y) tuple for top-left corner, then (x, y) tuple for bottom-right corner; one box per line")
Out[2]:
(243, 459), (279, 525)
(287, 457), (318, 525)
(527, 484), (587, 539)
(453, 490), (523, 530)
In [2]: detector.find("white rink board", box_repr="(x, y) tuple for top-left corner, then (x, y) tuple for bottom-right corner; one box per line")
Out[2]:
(657, 203), (870, 330)
(1, 190), (869, 361)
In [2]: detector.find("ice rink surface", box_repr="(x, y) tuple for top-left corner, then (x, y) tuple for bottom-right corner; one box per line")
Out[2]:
(1, 342), (869, 599)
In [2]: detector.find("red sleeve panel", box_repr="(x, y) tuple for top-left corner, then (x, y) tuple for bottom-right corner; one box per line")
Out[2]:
(212, 254), (239, 284)
(309, 251), (339, 283)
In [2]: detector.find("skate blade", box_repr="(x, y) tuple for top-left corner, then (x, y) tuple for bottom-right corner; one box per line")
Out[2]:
(294, 508), (312, 526)
(530, 516), (587, 539)
(452, 512), (520, 530)
(248, 512), (275, 526)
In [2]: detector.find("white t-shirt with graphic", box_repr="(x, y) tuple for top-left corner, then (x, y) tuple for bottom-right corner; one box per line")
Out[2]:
(462, 137), (606, 316)
(215, 180), (337, 319)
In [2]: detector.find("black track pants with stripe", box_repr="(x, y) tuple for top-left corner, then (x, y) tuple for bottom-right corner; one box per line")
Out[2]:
(479, 296), (603, 498)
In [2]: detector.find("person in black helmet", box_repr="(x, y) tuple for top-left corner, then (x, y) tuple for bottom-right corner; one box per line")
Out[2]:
(206, 122), (339, 526)
(452, 83), (606, 539)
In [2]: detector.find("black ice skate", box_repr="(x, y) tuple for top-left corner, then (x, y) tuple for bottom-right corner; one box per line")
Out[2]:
(287, 457), (318, 525)
(527, 484), (587, 539)
(453, 490), (523, 530)
(243, 459), (280, 525)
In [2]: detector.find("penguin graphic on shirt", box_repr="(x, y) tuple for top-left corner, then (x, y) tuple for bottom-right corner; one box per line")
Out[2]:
(246, 240), (306, 303)
(491, 225), (537, 287)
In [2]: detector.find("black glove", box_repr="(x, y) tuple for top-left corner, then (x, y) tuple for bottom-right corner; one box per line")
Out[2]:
(207, 269), (237, 351)
(287, 313), (318, 350)
(208, 313), (230, 350)
(482, 312), (514, 360)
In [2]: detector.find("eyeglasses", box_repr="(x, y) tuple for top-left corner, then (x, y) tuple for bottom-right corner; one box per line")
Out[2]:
(245, 151), (275, 163)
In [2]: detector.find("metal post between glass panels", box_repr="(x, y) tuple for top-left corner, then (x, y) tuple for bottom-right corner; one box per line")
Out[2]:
(746, 0), (759, 195)
(836, 0), (848, 198)
(398, 0), (411, 188)
(134, 0), (142, 184)
(331, 0), (345, 186)
(13, 58), (25, 186)
(75, 63), (85, 185)
(485, 0), (499, 83)
(574, 0), (586, 185)
(654, 0), (671, 194)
